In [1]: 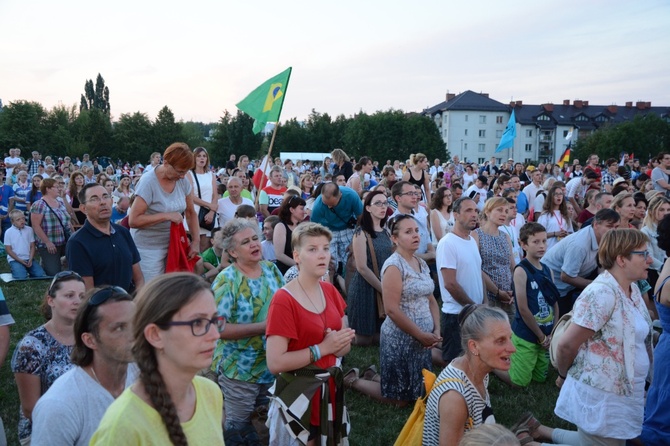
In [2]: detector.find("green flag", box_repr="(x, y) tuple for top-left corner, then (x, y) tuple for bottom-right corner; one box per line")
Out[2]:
(236, 67), (292, 134)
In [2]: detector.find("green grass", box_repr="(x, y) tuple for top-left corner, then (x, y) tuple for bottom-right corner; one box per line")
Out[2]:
(0, 270), (573, 445)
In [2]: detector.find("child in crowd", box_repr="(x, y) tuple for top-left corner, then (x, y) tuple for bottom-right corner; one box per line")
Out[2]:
(507, 222), (560, 387)
(234, 204), (257, 221)
(200, 228), (229, 282)
(262, 215), (279, 262)
(4, 210), (47, 279)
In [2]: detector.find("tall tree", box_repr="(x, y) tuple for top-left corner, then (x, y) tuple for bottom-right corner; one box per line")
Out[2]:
(153, 106), (183, 151)
(80, 74), (110, 114)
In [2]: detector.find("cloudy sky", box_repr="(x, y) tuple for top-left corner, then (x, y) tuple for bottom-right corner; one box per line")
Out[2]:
(1, 0), (668, 124)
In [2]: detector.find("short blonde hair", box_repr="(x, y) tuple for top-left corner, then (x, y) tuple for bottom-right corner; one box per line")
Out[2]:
(459, 424), (520, 446)
(598, 228), (649, 270)
(291, 222), (332, 252)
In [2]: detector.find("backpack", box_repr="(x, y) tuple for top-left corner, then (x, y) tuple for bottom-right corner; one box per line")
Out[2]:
(394, 369), (465, 446)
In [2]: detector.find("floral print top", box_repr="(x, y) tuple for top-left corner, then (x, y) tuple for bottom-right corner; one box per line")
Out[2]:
(11, 325), (74, 441)
(569, 270), (653, 396)
(211, 260), (285, 384)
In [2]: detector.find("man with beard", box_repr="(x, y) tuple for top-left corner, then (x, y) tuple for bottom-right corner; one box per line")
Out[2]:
(436, 197), (485, 363)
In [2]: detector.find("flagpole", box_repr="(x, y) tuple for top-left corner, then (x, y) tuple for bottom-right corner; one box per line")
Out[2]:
(254, 123), (280, 208)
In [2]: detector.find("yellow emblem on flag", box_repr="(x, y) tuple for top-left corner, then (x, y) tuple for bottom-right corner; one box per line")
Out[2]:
(263, 83), (284, 112)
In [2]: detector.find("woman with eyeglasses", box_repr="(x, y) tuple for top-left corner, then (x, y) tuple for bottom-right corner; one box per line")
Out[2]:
(347, 190), (393, 346)
(430, 186), (455, 247)
(347, 214), (440, 407)
(210, 219), (285, 445)
(266, 223), (354, 445)
(128, 143), (200, 282)
(91, 273), (224, 445)
(537, 185), (573, 250)
(273, 194), (307, 275)
(30, 177), (74, 276)
(11, 271), (85, 445)
(555, 229), (653, 445)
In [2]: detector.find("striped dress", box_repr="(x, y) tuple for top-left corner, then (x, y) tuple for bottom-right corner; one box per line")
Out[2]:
(422, 364), (495, 445)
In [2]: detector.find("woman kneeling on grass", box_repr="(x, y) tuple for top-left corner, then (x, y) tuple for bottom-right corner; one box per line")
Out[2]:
(422, 304), (582, 446)
(266, 223), (355, 446)
(90, 273), (224, 445)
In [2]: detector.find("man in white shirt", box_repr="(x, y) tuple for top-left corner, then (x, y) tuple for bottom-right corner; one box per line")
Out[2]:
(390, 181), (435, 262)
(523, 169), (544, 208)
(4, 148), (22, 184)
(565, 170), (600, 215)
(437, 197), (484, 363)
(429, 158), (442, 178)
(217, 177), (253, 226)
(32, 287), (137, 446)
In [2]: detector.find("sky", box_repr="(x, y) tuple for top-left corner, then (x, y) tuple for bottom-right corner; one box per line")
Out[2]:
(1, 0), (669, 124)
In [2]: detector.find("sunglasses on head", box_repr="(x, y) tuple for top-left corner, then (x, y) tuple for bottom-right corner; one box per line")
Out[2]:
(387, 214), (414, 234)
(88, 286), (130, 307)
(48, 270), (82, 296)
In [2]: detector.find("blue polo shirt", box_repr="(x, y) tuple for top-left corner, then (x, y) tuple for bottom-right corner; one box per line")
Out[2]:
(310, 186), (363, 231)
(66, 220), (141, 292)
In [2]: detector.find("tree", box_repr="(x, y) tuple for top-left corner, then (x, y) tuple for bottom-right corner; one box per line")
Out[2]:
(0, 100), (49, 150)
(211, 110), (263, 164)
(44, 104), (77, 155)
(71, 109), (113, 158)
(573, 114), (670, 163)
(113, 112), (154, 162)
(80, 74), (110, 114)
(273, 118), (310, 153)
(153, 106), (183, 152)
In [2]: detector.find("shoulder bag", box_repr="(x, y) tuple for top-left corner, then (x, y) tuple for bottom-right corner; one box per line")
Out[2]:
(192, 171), (215, 231)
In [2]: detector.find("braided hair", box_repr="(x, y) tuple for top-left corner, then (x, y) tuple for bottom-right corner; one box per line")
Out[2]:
(132, 273), (212, 445)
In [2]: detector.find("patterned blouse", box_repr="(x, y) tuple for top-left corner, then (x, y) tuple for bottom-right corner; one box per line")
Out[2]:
(30, 197), (71, 247)
(11, 325), (74, 441)
(569, 270), (653, 396)
(211, 260), (285, 384)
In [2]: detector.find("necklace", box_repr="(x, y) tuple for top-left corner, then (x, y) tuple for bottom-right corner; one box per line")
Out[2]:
(90, 365), (125, 398)
(297, 277), (328, 334)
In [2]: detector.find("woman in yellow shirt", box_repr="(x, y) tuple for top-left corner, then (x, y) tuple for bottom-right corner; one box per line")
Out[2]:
(91, 273), (224, 445)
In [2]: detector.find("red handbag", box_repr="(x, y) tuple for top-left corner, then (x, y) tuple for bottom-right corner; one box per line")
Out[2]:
(165, 222), (200, 273)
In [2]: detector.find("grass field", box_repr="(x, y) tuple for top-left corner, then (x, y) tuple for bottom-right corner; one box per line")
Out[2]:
(0, 268), (573, 445)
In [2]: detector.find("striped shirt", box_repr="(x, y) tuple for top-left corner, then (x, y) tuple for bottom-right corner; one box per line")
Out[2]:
(423, 364), (495, 446)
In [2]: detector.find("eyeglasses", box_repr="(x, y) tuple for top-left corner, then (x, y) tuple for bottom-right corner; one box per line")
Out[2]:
(171, 165), (189, 177)
(160, 315), (225, 337)
(630, 250), (650, 261)
(370, 200), (388, 208)
(85, 194), (112, 204)
(48, 270), (82, 296)
(400, 192), (421, 197)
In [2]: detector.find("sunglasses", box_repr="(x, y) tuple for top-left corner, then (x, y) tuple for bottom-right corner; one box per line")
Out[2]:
(89, 286), (129, 306)
(48, 270), (82, 296)
(387, 214), (414, 234)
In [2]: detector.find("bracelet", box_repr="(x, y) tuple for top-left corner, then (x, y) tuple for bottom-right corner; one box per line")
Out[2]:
(308, 346), (316, 363)
(558, 372), (566, 380)
(538, 335), (547, 345)
(313, 344), (322, 361)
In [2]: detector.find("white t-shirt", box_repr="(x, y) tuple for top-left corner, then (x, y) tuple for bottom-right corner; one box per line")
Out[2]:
(462, 173), (477, 189)
(32, 365), (137, 446)
(4, 156), (21, 177)
(217, 197), (254, 227)
(4, 225), (35, 262)
(262, 239), (276, 261)
(437, 233), (483, 314)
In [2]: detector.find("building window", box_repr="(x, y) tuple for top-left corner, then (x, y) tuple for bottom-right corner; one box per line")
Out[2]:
(524, 158), (532, 164)
(526, 129), (533, 137)
(479, 130), (486, 138)
(496, 116), (503, 124)
(537, 115), (550, 121)
(496, 130), (503, 138)
(465, 115), (469, 122)
(464, 129), (468, 136)
(525, 144), (532, 152)
(478, 157), (485, 164)
(496, 158), (502, 164)
(478, 144), (486, 152)
(464, 143), (468, 150)
(479, 115), (486, 124)
(575, 115), (588, 122)
(595, 115), (608, 122)
(563, 130), (569, 138)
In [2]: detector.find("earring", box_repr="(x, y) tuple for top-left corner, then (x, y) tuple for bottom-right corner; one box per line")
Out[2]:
(471, 351), (479, 356)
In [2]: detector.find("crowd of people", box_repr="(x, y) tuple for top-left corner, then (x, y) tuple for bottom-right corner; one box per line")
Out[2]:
(0, 144), (670, 445)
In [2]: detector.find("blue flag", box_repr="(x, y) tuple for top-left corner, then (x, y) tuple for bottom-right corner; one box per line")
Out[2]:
(495, 109), (517, 152)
